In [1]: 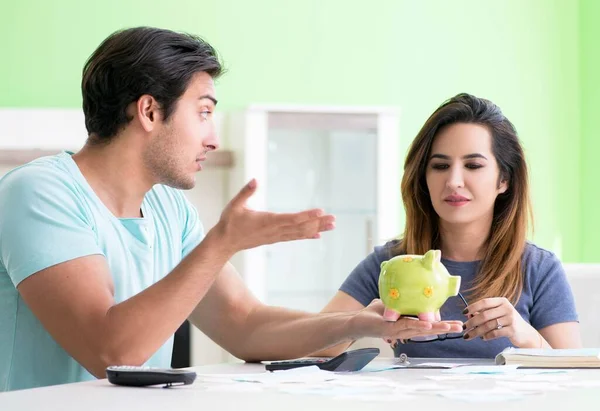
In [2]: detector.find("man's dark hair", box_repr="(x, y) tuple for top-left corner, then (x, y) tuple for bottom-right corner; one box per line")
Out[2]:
(82, 26), (223, 142)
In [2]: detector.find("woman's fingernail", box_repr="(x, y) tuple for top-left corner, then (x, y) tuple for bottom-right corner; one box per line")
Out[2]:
(462, 324), (467, 330)
(463, 333), (470, 340)
(462, 308), (469, 315)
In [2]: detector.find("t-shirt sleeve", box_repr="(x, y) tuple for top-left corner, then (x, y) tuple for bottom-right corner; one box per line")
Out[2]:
(339, 245), (391, 307)
(178, 192), (205, 259)
(0, 166), (103, 287)
(529, 250), (579, 330)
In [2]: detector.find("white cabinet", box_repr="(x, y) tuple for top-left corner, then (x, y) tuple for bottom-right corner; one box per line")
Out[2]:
(226, 105), (401, 313)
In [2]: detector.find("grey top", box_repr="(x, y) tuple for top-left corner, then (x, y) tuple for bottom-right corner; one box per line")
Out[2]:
(340, 241), (579, 358)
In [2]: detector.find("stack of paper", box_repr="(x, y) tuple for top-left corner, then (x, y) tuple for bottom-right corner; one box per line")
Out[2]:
(495, 348), (600, 368)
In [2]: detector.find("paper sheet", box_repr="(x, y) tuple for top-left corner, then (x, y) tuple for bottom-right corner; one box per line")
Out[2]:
(361, 358), (475, 372)
(191, 362), (595, 403)
(359, 363), (407, 373)
(437, 390), (533, 403)
(232, 366), (338, 384)
(560, 380), (600, 388)
(194, 366), (330, 384)
(332, 392), (414, 402)
(426, 375), (479, 381)
(496, 381), (565, 391)
(442, 365), (521, 374)
(426, 370), (571, 382)
(416, 362), (469, 368)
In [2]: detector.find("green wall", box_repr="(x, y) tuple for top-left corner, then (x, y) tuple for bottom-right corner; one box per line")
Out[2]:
(1, 0), (587, 261)
(580, 0), (600, 262)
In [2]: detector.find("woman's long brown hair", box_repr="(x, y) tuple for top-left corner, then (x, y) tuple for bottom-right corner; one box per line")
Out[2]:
(393, 93), (533, 304)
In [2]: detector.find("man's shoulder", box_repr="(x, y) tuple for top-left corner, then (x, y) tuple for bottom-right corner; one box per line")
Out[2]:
(0, 153), (76, 198)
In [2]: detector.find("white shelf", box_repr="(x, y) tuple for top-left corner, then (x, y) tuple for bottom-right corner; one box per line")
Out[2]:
(0, 108), (234, 168)
(0, 148), (234, 168)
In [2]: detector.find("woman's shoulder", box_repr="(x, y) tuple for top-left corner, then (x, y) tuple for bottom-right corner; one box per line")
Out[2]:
(522, 242), (560, 262)
(374, 239), (402, 261)
(522, 242), (563, 276)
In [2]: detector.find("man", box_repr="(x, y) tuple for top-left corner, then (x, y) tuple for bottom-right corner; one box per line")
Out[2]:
(0, 27), (461, 391)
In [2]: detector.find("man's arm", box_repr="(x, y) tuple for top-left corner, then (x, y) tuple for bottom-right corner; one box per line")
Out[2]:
(16, 180), (334, 378)
(17, 229), (231, 378)
(189, 264), (463, 362)
(309, 291), (368, 357)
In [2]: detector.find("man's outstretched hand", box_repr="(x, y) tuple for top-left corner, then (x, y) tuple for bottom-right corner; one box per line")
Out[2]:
(213, 179), (336, 254)
(350, 299), (464, 342)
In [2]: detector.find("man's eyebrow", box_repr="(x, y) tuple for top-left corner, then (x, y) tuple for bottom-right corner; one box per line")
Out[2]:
(199, 95), (218, 105)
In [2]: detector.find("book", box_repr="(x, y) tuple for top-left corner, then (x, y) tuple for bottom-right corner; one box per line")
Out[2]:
(495, 348), (600, 368)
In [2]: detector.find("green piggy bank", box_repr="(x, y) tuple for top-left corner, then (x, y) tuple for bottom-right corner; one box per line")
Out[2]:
(378, 250), (461, 322)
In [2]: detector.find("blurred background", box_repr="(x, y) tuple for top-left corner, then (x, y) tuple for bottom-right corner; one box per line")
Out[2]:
(1, 0), (599, 364)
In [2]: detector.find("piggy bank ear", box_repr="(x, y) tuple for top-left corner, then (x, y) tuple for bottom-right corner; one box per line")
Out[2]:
(422, 250), (437, 269)
(434, 250), (442, 262)
(380, 261), (388, 270)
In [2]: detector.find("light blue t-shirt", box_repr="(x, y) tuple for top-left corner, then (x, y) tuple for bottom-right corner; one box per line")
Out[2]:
(0, 152), (204, 391)
(340, 240), (579, 358)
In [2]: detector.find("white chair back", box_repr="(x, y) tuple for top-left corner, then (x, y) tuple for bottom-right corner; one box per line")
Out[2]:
(563, 264), (600, 348)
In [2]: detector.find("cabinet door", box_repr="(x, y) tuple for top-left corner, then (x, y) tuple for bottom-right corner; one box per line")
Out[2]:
(264, 113), (378, 312)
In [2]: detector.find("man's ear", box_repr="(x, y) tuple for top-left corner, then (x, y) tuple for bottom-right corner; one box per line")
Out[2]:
(136, 95), (162, 132)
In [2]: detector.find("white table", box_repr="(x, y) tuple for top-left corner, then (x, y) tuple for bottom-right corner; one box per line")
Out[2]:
(2, 359), (600, 410)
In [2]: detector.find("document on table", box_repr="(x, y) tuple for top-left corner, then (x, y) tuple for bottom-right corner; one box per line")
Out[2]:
(192, 363), (599, 403)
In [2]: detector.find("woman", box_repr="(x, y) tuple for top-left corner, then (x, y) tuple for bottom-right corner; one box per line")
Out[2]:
(320, 93), (581, 358)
